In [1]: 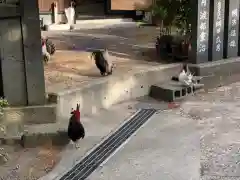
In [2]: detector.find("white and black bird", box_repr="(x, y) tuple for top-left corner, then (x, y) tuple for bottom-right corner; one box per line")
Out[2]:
(172, 64), (193, 86)
(91, 49), (115, 76)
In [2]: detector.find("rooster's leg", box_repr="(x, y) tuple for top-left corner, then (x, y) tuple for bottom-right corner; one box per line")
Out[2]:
(75, 139), (81, 149)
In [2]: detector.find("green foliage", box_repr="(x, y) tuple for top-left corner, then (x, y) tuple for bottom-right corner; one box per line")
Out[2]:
(174, 0), (191, 32)
(151, 4), (168, 20)
(0, 98), (8, 108)
(150, 0), (192, 33)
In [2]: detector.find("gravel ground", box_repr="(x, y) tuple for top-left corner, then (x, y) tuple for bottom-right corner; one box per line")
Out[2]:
(0, 143), (62, 180)
(43, 26), (162, 93)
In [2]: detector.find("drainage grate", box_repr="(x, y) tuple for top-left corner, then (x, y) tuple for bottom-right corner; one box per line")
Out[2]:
(60, 109), (156, 180)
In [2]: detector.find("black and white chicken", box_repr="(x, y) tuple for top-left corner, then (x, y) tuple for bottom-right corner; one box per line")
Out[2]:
(91, 49), (115, 76)
(67, 103), (85, 148)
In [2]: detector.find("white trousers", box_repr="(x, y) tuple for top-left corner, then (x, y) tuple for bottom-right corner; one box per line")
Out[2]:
(65, 7), (75, 25)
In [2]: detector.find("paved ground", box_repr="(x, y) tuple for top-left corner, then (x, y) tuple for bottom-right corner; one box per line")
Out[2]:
(87, 83), (240, 180)
(42, 26), (167, 93)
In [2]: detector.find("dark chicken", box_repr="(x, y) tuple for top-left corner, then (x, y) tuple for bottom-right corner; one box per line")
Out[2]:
(68, 104), (85, 148)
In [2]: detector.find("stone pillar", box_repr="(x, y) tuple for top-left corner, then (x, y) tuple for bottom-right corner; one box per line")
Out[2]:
(223, 0), (240, 58)
(0, 18), (28, 106)
(209, 0), (225, 61)
(189, 0), (210, 64)
(20, 0), (46, 105)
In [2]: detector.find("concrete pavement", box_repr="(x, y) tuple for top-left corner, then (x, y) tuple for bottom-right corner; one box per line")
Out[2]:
(87, 83), (240, 180)
(88, 104), (200, 180)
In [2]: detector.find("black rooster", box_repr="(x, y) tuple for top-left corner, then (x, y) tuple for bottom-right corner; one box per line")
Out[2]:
(68, 104), (85, 148)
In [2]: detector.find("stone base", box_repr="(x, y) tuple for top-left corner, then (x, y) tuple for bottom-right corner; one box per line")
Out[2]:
(0, 104), (57, 137)
(0, 122), (69, 147)
(188, 58), (240, 89)
(21, 124), (69, 148)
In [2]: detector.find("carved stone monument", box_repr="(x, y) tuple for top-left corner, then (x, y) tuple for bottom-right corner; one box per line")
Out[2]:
(223, 0), (239, 58)
(188, 0), (240, 88)
(189, 0), (210, 64)
(209, 0), (225, 61)
(0, 0), (45, 106)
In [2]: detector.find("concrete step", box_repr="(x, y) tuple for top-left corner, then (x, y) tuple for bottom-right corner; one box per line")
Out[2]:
(2, 104), (57, 125)
(0, 104), (57, 137)
(45, 19), (135, 31)
(0, 121), (68, 147)
(75, 18), (133, 24)
(0, 135), (22, 146)
(73, 19), (136, 30)
(21, 122), (69, 148)
(46, 24), (71, 31)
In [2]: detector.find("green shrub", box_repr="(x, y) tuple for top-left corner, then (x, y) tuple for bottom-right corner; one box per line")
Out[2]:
(0, 98), (8, 108)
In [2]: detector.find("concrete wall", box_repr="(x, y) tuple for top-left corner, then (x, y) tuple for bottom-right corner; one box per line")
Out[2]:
(0, 104), (57, 137)
(48, 64), (181, 120)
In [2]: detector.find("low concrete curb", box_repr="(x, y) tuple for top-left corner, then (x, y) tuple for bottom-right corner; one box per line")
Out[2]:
(45, 19), (136, 31)
(0, 136), (22, 146)
(189, 57), (240, 89)
(46, 24), (71, 31)
(0, 104), (57, 137)
(48, 64), (181, 120)
(21, 130), (69, 148)
(2, 104), (57, 125)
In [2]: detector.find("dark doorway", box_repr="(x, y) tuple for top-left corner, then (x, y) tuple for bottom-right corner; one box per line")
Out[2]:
(75, 0), (106, 20)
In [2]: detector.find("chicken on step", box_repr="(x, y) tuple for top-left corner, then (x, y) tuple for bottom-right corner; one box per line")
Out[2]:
(67, 103), (85, 149)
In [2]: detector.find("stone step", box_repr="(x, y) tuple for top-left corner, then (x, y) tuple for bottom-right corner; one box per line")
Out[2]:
(2, 104), (57, 125)
(0, 135), (22, 146)
(150, 80), (204, 102)
(0, 104), (57, 137)
(0, 122), (68, 147)
(21, 122), (69, 148)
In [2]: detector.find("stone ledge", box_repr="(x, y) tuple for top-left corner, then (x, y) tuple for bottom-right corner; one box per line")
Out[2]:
(21, 121), (69, 148)
(0, 122), (69, 148)
(21, 129), (69, 148)
(46, 24), (71, 31)
(188, 57), (240, 89)
(0, 136), (22, 146)
(1, 104), (57, 125)
(0, 104), (57, 137)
